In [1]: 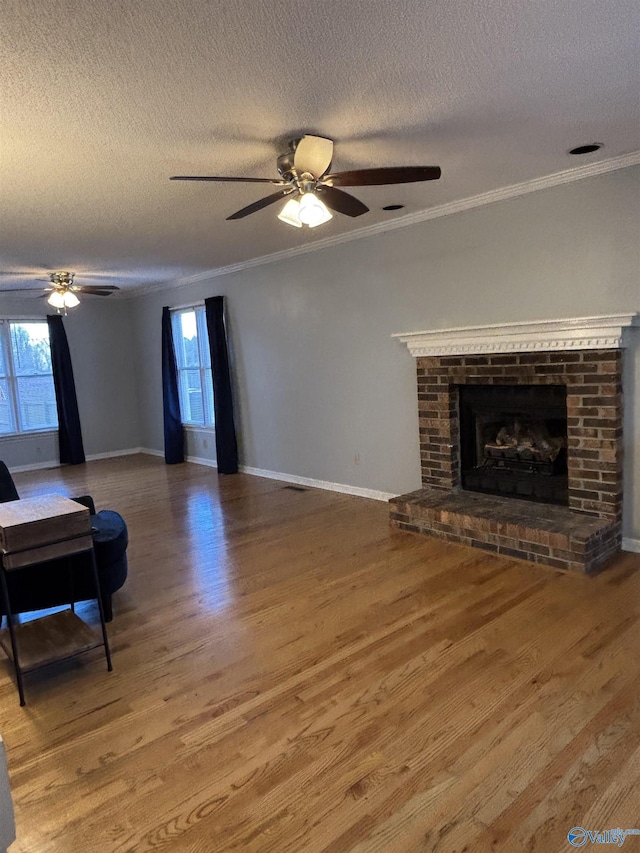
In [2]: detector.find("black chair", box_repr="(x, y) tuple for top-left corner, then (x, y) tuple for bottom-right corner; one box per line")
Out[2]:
(0, 462), (128, 621)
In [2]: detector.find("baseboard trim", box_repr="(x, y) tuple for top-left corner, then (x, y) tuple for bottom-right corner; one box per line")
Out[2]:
(86, 448), (144, 461)
(622, 537), (640, 554)
(140, 448), (218, 467)
(138, 449), (394, 501)
(185, 454), (217, 468)
(10, 447), (150, 473)
(239, 465), (395, 503)
(10, 447), (147, 473)
(8, 460), (60, 473)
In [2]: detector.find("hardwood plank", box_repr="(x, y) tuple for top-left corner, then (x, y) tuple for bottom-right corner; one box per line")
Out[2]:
(0, 454), (638, 852)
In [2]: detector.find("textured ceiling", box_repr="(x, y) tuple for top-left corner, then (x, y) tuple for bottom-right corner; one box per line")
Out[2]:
(1, 0), (639, 294)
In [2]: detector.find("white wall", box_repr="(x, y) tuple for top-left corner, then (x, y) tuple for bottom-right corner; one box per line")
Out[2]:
(64, 298), (141, 456)
(0, 296), (140, 469)
(131, 166), (640, 539)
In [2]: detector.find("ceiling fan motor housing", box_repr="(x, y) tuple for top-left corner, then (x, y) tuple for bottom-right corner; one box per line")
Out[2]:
(51, 271), (74, 287)
(277, 150), (298, 183)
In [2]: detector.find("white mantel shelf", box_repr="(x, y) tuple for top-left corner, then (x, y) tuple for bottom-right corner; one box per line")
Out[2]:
(392, 314), (640, 358)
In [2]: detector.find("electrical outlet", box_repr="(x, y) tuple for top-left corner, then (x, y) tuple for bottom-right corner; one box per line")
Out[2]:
(354, 453), (360, 465)
(203, 438), (208, 449)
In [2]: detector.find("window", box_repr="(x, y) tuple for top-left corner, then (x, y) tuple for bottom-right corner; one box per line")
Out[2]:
(0, 320), (58, 434)
(171, 307), (215, 426)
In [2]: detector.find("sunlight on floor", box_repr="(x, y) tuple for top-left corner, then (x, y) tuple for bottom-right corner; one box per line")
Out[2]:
(185, 488), (234, 612)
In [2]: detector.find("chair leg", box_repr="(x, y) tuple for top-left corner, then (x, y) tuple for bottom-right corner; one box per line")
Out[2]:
(103, 594), (113, 623)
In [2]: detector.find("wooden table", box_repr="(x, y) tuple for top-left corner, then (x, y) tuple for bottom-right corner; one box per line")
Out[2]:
(0, 495), (112, 706)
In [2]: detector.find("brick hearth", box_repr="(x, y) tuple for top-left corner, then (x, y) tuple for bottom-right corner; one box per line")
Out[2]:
(390, 343), (627, 573)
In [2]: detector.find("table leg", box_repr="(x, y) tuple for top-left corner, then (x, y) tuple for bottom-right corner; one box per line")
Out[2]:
(89, 550), (112, 672)
(0, 570), (26, 706)
(68, 555), (75, 614)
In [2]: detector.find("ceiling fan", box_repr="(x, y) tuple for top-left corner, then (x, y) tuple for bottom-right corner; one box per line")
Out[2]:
(0, 271), (119, 311)
(171, 134), (441, 228)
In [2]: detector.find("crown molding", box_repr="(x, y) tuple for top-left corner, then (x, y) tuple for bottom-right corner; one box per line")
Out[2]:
(129, 151), (640, 299)
(393, 314), (640, 357)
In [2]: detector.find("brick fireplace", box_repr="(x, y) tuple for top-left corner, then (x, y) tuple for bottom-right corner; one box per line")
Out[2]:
(389, 315), (639, 573)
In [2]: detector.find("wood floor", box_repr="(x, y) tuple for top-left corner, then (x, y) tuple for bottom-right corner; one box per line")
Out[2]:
(1, 455), (639, 852)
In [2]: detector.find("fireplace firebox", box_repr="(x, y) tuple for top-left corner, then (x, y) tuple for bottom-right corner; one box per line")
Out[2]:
(459, 384), (568, 505)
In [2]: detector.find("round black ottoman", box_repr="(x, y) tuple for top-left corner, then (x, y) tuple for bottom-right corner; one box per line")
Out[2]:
(92, 510), (129, 620)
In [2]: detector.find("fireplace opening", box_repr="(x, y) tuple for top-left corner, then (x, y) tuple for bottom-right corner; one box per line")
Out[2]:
(459, 384), (568, 505)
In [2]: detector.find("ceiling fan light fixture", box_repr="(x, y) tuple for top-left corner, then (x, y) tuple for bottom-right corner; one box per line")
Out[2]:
(47, 289), (80, 310)
(277, 198), (303, 228)
(47, 291), (66, 309)
(297, 192), (332, 228)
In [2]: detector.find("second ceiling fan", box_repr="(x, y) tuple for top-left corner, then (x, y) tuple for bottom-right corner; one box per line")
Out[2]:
(171, 135), (441, 228)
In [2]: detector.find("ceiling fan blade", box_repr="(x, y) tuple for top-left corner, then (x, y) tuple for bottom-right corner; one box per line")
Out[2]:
(316, 186), (369, 217)
(73, 287), (118, 296)
(0, 287), (48, 293)
(171, 175), (285, 185)
(293, 135), (334, 179)
(324, 166), (441, 187)
(72, 272), (120, 279)
(226, 188), (293, 220)
(72, 285), (120, 293)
